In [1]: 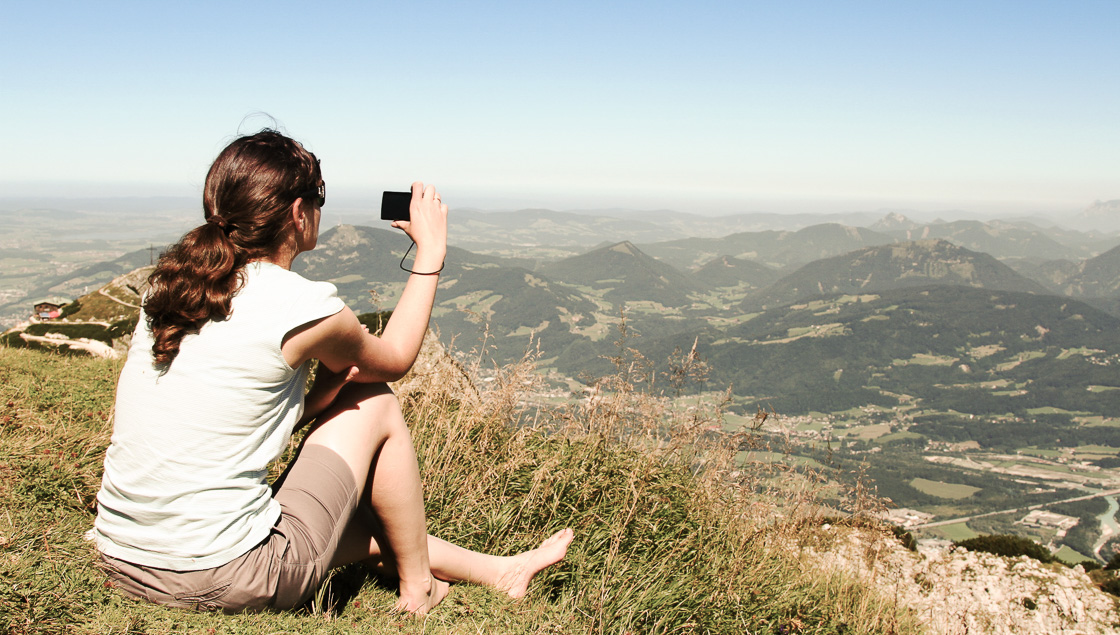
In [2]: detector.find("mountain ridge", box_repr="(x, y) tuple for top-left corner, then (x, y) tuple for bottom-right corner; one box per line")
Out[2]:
(743, 239), (1051, 311)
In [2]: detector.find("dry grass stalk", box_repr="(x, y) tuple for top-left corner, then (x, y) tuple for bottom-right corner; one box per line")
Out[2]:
(0, 332), (923, 634)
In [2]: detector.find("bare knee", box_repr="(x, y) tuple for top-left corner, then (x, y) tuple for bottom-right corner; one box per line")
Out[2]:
(348, 382), (407, 430)
(310, 382), (408, 443)
(304, 382), (412, 483)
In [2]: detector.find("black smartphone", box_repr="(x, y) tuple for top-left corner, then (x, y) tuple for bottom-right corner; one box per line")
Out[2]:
(381, 191), (411, 222)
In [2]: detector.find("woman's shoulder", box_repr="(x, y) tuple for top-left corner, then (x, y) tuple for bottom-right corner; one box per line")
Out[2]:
(245, 261), (336, 296)
(240, 262), (345, 329)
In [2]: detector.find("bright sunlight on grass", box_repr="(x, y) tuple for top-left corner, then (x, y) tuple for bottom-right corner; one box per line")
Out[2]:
(0, 336), (924, 634)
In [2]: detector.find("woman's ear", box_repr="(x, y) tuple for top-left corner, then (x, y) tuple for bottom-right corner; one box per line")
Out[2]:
(291, 198), (305, 231)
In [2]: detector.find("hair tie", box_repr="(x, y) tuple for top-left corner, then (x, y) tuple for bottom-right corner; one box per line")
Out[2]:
(206, 214), (234, 233)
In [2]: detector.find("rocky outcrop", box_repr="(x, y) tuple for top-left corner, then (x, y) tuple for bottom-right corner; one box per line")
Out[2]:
(17, 332), (119, 359)
(801, 525), (1120, 634)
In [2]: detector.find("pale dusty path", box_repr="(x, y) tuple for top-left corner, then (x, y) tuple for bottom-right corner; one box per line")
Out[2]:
(19, 332), (119, 359)
(98, 287), (141, 309)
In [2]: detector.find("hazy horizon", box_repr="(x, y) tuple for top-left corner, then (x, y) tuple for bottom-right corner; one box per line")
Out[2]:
(0, 188), (1100, 222)
(3, 2), (1117, 220)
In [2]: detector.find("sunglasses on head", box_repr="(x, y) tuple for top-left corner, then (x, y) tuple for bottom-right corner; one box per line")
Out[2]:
(297, 182), (325, 208)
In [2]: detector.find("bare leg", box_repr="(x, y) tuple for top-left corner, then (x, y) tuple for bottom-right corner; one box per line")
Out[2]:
(306, 382), (572, 611)
(429, 529), (574, 598)
(334, 515), (574, 599)
(303, 382), (445, 613)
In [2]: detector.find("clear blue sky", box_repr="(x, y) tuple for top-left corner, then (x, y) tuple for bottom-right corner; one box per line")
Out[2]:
(2, 1), (1117, 214)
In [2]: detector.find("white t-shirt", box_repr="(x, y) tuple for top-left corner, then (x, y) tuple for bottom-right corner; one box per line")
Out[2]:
(94, 261), (345, 570)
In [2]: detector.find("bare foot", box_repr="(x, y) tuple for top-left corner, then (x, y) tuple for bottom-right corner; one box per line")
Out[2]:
(496, 528), (575, 599)
(394, 576), (450, 614)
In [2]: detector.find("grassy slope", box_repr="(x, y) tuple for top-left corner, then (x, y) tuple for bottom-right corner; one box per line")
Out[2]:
(0, 346), (924, 634)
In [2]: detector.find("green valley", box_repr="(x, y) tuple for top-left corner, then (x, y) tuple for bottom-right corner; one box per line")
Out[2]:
(5, 205), (1120, 565)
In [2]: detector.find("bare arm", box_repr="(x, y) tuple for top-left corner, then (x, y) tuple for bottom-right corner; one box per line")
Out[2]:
(282, 182), (448, 381)
(294, 362), (359, 430)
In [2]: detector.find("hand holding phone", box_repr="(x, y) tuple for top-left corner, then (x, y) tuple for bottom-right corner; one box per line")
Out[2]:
(381, 191), (412, 222)
(383, 184), (448, 273)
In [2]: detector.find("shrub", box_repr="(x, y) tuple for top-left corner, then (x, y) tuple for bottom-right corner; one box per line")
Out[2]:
(1106, 551), (1120, 571)
(58, 299), (82, 319)
(25, 322), (113, 344)
(954, 534), (1055, 563)
(1088, 569), (1120, 597)
(356, 310), (393, 335)
(891, 525), (918, 552)
(107, 316), (139, 339)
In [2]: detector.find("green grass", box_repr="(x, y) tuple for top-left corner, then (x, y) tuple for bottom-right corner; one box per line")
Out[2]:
(330, 274), (365, 284)
(928, 522), (979, 541)
(1075, 445), (1120, 456)
(1053, 545), (1095, 566)
(849, 424), (891, 440)
(1081, 417), (1120, 428)
(1026, 406), (1089, 416)
(909, 478), (981, 499)
(0, 345), (924, 634)
(892, 353), (957, 367)
(875, 432), (923, 444)
(1057, 347), (1103, 360)
(1030, 463), (1075, 474)
(1018, 448), (1062, 458)
(993, 351), (1046, 371)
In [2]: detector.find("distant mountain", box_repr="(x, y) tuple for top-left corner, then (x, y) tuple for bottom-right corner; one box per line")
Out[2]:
(452, 209), (676, 249)
(0, 208), (86, 221)
(450, 209), (891, 250)
(0, 196), (196, 215)
(1005, 259), (1080, 293)
(591, 209), (887, 233)
(561, 286), (1120, 415)
(691, 256), (780, 290)
(728, 286), (1120, 413)
(11, 217), (1118, 426)
(1055, 243), (1120, 299)
(1019, 223), (1120, 255)
(640, 223), (895, 270)
(0, 246), (157, 321)
(428, 263), (602, 362)
(293, 224), (533, 310)
(295, 224), (405, 294)
(743, 239), (1049, 311)
(869, 212), (920, 232)
(873, 219), (1083, 261)
(1074, 200), (1120, 233)
(1002, 242), (1120, 315)
(540, 241), (700, 308)
(295, 224), (602, 361)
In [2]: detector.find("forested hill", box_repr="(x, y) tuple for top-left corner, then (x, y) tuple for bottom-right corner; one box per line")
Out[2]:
(556, 286), (1120, 416)
(539, 241), (700, 308)
(7, 216), (1119, 422)
(639, 223), (895, 270)
(741, 239), (1050, 311)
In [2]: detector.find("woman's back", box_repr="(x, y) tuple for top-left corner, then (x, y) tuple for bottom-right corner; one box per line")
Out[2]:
(94, 261), (343, 570)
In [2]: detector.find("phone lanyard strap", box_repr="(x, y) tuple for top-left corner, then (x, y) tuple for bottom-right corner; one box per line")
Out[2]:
(399, 241), (445, 276)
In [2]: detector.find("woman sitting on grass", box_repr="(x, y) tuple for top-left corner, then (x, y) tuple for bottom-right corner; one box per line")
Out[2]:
(93, 129), (572, 614)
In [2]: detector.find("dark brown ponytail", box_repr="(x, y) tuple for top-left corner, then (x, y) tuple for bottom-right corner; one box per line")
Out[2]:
(145, 130), (322, 366)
